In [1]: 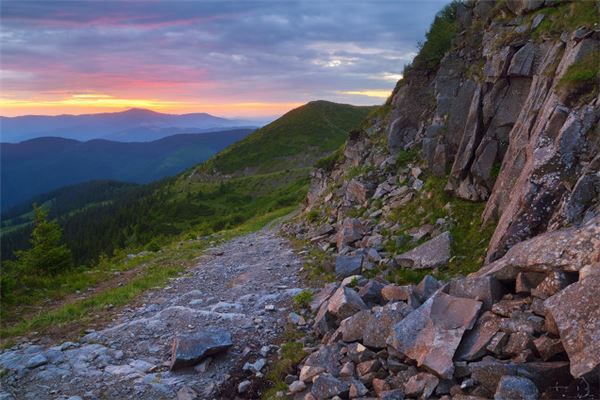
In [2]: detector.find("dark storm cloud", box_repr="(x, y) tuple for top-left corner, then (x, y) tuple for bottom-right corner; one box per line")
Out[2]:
(0, 0), (447, 115)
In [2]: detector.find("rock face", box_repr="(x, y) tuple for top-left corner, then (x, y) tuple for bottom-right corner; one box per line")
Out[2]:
(170, 330), (233, 370)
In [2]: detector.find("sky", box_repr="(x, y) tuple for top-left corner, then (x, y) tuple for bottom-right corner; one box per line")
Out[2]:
(0, 0), (445, 118)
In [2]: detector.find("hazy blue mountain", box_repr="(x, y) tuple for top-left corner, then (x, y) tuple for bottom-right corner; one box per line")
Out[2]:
(0, 108), (259, 143)
(1, 128), (253, 210)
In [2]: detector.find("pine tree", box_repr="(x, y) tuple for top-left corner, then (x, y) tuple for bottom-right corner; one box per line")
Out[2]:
(15, 206), (73, 274)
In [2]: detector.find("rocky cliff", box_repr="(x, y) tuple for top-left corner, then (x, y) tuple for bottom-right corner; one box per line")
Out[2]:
(286, 1), (600, 399)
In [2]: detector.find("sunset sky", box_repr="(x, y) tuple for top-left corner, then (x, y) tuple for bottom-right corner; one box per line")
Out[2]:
(0, 1), (442, 118)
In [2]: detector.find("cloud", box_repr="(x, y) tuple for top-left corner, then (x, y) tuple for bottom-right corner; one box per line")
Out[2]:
(0, 0), (445, 117)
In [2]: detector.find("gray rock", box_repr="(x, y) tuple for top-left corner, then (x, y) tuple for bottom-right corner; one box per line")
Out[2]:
(170, 329), (233, 370)
(288, 380), (306, 393)
(387, 291), (481, 379)
(177, 386), (198, 400)
(311, 374), (350, 399)
(310, 283), (338, 312)
(25, 354), (48, 369)
(414, 275), (441, 302)
(304, 343), (343, 376)
(508, 43), (535, 77)
(447, 275), (505, 311)
(394, 232), (451, 269)
(243, 358), (266, 373)
(363, 302), (413, 349)
(494, 376), (539, 400)
(469, 357), (570, 393)
(238, 380), (251, 394)
(335, 255), (364, 279)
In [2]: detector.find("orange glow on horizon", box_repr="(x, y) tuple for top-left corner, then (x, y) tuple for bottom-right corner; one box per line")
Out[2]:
(0, 94), (305, 118)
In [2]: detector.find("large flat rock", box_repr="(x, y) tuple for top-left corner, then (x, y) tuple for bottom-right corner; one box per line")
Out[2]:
(544, 272), (600, 378)
(394, 231), (451, 269)
(170, 329), (233, 370)
(387, 291), (481, 379)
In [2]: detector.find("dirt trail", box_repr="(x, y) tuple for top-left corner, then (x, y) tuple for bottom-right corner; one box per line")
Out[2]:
(0, 229), (305, 399)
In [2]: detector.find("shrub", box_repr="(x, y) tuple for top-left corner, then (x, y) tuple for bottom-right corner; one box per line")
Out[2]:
(414, 1), (460, 70)
(293, 290), (313, 308)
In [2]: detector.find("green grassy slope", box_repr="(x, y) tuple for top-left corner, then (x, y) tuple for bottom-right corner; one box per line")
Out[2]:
(200, 100), (376, 175)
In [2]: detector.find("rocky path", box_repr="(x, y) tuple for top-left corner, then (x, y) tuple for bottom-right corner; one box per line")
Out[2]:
(0, 229), (305, 400)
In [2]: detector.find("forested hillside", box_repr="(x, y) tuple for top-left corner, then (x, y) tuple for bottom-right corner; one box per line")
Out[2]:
(1, 129), (253, 209)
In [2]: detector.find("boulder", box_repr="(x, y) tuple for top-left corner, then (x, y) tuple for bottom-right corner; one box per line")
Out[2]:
(311, 283), (338, 312)
(447, 276), (505, 311)
(532, 335), (564, 361)
(456, 311), (503, 361)
(358, 280), (385, 304)
(494, 376), (539, 400)
(311, 374), (350, 399)
(363, 302), (413, 349)
(476, 218), (600, 282)
(404, 372), (439, 400)
(303, 343), (343, 376)
(381, 284), (414, 302)
(530, 271), (569, 300)
(469, 358), (570, 393)
(345, 179), (370, 204)
(387, 291), (482, 379)
(299, 365), (325, 383)
(394, 232), (451, 269)
(544, 273), (600, 378)
(336, 218), (366, 250)
(414, 275), (441, 302)
(170, 330), (232, 370)
(314, 301), (336, 336)
(327, 286), (368, 321)
(339, 310), (371, 342)
(515, 272), (546, 294)
(335, 255), (364, 279)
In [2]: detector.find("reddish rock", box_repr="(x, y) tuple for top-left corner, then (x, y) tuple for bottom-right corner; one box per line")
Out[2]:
(544, 273), (600, 378)
(530, 270), (570, 300)
(456, 311), (503, 361)
(533, 335), (564, 361)
(503, 332), (533, 356)
(447, 275), (505, 311)
(477, 218), (600, 281)
(491, 298), (530, 317)
(387, 291), (482, 379)
(404, 372), (439, 399)
(515, 271), (546, 294)
(381, 284), (413, 302)
(336, 218), (366, 250)
(327, 286), (367, 322)
(310, 283), (338, 312)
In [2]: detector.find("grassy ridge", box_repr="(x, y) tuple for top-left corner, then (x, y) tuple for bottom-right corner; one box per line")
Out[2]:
(200, 100), (376, 175)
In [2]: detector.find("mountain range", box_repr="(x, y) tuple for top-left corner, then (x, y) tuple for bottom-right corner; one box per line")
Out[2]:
(1, 129), (253, 210)
(0, 108), (260, 143)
